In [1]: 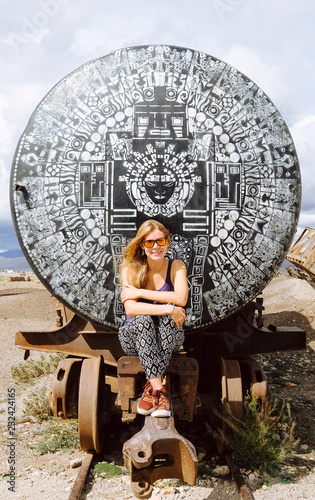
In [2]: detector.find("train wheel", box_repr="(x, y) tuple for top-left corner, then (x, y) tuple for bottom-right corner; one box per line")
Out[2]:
(78, 356), (106, 453)
(220, 357), (243, 419)
(217, 357), (243, 454)
(238, 357), (268, 401)
(49, 357), (83, 419)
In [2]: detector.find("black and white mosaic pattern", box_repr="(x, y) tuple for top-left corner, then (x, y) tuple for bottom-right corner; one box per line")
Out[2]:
(11, 45), (301, 329)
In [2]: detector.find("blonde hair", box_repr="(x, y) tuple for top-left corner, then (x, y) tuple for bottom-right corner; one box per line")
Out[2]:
(119, 219), (170, 288)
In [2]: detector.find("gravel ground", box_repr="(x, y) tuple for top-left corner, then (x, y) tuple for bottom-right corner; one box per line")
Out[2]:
(0, 271), (315, 499)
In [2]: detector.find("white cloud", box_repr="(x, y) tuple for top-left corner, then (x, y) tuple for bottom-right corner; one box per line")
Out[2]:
(67, 28), (110, 58)
(0, 102), (16, 223)
(290, 115), (315, 193)
(8, 83), (48, 117)
(298, 213), (315, 227)
(0, 158), (11, 223)
(66, 4), (157, 60)
(0, 113), (15, 156)
(290, 115), (315, 231)
(290, 115), (315, 159)
(0, 83), (48, 224)
(1, 28), (50, 48)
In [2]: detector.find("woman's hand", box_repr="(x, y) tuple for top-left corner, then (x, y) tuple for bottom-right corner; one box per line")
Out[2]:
(121, 284), (139, 303)
(171, 306), (186, 328)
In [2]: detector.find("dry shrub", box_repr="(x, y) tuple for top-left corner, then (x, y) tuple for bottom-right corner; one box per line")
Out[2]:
(11, 353), (65, 383)
(210, 393), (298, 474)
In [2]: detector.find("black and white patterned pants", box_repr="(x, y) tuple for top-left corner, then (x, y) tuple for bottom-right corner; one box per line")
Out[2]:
(118, 314), (185, 379)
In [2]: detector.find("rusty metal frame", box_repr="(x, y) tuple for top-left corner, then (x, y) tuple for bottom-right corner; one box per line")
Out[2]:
(117, 355), (199, 423)
(15, 311), (124, 366)
(15, 306), (306, 364)
(123, 415), (198, 499)
(15, 296), (305, 496)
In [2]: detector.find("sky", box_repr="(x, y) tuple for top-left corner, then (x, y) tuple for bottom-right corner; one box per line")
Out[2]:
(0, 0), (315, 251)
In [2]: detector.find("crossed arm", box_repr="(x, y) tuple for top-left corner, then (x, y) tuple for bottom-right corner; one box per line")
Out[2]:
(121, 260), (188, 328)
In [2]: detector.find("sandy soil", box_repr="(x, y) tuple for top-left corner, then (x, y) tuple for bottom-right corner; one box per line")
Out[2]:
(0, 271), (314, 499)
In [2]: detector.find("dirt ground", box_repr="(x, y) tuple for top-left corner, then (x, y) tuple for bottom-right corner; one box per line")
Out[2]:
(0, 271), (315, 499)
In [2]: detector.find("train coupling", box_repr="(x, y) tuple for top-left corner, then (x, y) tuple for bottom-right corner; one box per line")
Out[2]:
(123, 414), (198, 499)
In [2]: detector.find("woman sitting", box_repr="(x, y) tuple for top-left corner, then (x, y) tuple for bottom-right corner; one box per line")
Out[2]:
(118, 219), (188, 417)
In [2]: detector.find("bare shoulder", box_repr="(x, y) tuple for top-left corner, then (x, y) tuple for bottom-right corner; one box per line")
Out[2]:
(171, 259), (187, 272)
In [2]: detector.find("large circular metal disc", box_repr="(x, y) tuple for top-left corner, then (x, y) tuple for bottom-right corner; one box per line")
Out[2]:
(10, 45), (301, 330)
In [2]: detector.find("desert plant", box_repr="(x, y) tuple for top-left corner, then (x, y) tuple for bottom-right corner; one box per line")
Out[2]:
(11, 353), (65, 383)
(91, 462), (128, 479)
(209, 393), (298, 474)
(36, 419), (80, 454)
(23, 386), (51, 421)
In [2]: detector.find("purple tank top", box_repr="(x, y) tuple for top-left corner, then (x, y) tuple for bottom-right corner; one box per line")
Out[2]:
(156, 258), (174, 293)
(138, 258), (174, 302)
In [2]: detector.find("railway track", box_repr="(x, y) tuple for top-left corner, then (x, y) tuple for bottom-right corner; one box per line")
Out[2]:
(225, 453), (256, 500)
(67, 450), (256, 500)
(68, 451), (95, 500)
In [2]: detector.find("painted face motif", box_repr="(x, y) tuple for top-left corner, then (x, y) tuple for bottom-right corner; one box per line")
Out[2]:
(144, 178), (176, 204)
(123, 146), (202, 217)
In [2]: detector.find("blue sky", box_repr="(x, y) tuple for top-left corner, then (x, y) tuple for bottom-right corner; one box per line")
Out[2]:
(1, 0), (314, 251)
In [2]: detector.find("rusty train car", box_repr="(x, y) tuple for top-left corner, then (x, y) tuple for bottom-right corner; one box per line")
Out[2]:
(10, 45), (305, 498)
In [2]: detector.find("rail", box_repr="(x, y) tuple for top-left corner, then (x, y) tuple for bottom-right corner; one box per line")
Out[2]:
(68, 452), (94, 500)
(225, 453), (256, 500)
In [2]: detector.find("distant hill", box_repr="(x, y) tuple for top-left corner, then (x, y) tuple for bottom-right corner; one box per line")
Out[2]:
(0, 255), (31, 271)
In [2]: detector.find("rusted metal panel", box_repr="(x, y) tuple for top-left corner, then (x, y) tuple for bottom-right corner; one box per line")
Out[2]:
(287, 227), (315, 278)
(15, 312), (124, 365)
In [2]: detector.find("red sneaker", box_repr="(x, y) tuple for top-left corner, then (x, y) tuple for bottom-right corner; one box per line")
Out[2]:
(137, 381), (154, 415)
(151, 386), (171, 418)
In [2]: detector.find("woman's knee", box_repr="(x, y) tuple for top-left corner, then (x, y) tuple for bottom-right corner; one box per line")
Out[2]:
(133, 314), (156, 329)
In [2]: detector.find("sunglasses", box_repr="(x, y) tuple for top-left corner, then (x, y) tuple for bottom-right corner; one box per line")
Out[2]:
(142, 237), (167, 248)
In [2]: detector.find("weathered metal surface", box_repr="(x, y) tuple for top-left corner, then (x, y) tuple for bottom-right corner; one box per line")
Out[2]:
(15, 311), (124, 364)
(238, 357), (267, 400)
(217, 357), (243, 454)
(49, 357), (83, 418)
(123, 415), (198, 499)
(287, 227), (315, 278)
(117, 355), (199, 422)
(11, 44), (301, 331)
(220, 357), (243, 419)
(15, 301), (306, 361)
(78, 356), (107, 453)
(225, 453), (256, 500)
(68, 451), (95, 500)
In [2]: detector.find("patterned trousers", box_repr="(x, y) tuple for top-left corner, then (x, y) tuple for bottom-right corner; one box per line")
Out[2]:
(118, 314), (185, 380)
